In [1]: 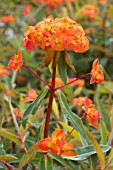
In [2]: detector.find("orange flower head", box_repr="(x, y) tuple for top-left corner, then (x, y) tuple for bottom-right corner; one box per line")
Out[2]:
(1, 15), (15, 24)
(21, 88), (38, 102)
(0, 65), (9, 76)
(34, 129), (77, 156)
(23, 16), (89, 53)
(8, 50), (23, 72)
(99, 0), (107, 5)
(90, 59), (104, 84)
(81, 5), (99, 19)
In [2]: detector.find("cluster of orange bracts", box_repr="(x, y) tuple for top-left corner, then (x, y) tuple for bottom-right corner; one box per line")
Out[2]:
(34, 129), (77, 156)
(23, 16), (89, 53)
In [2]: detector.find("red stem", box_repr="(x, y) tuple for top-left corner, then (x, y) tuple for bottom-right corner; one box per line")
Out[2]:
(23, 64), (51, 88)
(1, 160), (13, 170)
(44, 66), (56, 138)
(55, 72), (91, 91)
(65, 127), (75, 141)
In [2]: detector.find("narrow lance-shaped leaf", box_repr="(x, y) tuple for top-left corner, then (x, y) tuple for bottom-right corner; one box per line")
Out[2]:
(22, 87), (49, 128)
(84, 127), (105, 169)
(57, 90), (91, 146)
(63, 144), (111, 161)
(0, 128), (23, 147)
(48, 153), (79, 169)
(19, 150), (36, 169)
(58, 51), (67, 84)
(96, 98), (111, 131)
(100, 121), (107, 145)
(0, 155), (18, 161)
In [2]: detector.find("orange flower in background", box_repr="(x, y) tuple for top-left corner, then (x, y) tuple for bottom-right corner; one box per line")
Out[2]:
(81, 5), (99, 19)
(13, 108), (24, 119)
(23, 5), (31, 16)
(5, 89), (13, 97)
(8, 50), (23, 72)
(49, 77), (64, 87)
(99, 0), (107, 5)
(85, 28), (94, 35)
(83, 97), (100, 129)
(1, 15), (15, 24)
(67, 78), (85, 87)
(90, 59), (104, 84)
(0, 65), (9, 76)
(23, 16), (89, 53)
(72, 97), (92, 106)
(34, 129), (77, 156)
(21, 88), (38, 102)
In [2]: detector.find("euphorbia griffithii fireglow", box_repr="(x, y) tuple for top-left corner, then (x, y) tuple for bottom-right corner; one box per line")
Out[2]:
(23, 16), (89, 53)
(90, 59), (104, 84)
(34, 129), (77, 156)
(8, 50), (23, 72)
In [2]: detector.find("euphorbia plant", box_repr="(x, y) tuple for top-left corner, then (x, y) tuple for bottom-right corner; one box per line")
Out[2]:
(5, 16), (108, 169)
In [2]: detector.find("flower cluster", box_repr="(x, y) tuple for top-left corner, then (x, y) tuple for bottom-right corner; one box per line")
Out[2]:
(8, 50), (23, 72)
(23, 16), (89, 53)
(0, 65), (9, 76)
(1, 15), (15, 24)
(34, 129), (77, 156)
(83, 97), (100, 129)
(90, 59), (104, 84)
(72, 96), (100, 128)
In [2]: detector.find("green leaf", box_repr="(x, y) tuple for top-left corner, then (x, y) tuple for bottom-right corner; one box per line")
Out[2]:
(100, 121), (107, 145)
(38, 156), (46, 170)
(45, 156), (53, 170)
(65, 53), (76, 72)
(0, 128), (23, 147)
(22, 87), (49, 128)
(19, 150), (36, 168)
(58, 51), (67, 84)
(105, 148), (113, 168)
(90, 154), (98, 170)
(63, 145), (110, 161)
(85, 127), (105, 169)
(0, 154), (17, 161)
(48, 153), (79, 169)
(39, 155), (53, 170)
(97, 99), (111, 131)
(57, 91), (91, 146)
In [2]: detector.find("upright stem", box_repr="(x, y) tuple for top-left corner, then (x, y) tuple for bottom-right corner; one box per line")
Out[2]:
(44, 66), (56, 138)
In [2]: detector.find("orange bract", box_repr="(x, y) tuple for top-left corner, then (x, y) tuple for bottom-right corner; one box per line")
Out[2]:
(21, 88), (38, 102)
(5, 89), (13, 97)
(8, 50), (23, 72)
(90, 59), (104, 84)
(0, 65), (9, 76)
(35, 129), (77, 156)
(1, 15), (15, 24)
(23, 16), (89, 53)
